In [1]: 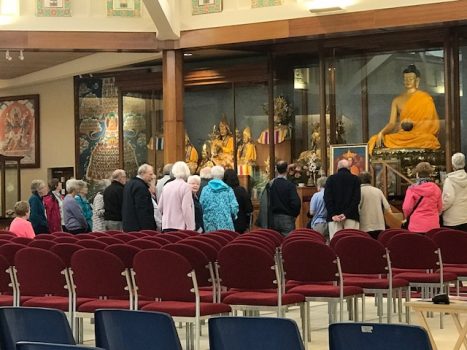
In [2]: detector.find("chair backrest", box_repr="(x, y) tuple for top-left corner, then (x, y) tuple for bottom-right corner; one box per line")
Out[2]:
(33, 235), (56, 241)
(378, 229), (409, 247)
(95, 309), (182, 350)
(233, 236), (276, 254)
(0, 307), (75, 350)
(96, 236), (125, 245)
(431, 231), (467, 264)
(218, 244), (277, 290)
(333, 236), (388, 275)
(0, 234), (14, 241)
(283, 240), (338, 282)
(214, 229), (240, 239)
(425, 227), (456, 239)
(330, 232), (363, 250)
(77, 239), (108, 249)
(104, 244), (141, 268)
(71, 249), (128, 298)
(51, 232), (74, 237)
(50, 243), (83, 267)
(251, 229), (284, 246)
(11, 237), (33, 245)
(157, 234), (182, 243)
(180, 239), (218, 262)
(73, 233), (95, 240)
(203, 234), (230, 246)
(53, 237), (78, 244)
(209, 316), (305, 350)
(0, 255), (13, 295)
(140, 230), (160, 235)
(28, 240), (56, 250)
(143, 236), (172, 246)
(15, 248), (68, 296)
(133, 249), (194, 301)
(112, 234), (135, 242)
(329, 323), (432, 350)
(387, 234), (439, 270)
(17, 342), (103, 350)
(191, 236), (223, 250)
(211, 231), (237, 242)
(127, 239), (162, 250)
(0, 243), (27, 266)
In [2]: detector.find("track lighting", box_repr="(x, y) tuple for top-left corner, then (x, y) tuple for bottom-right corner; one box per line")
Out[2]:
(18, 50), (24, 61)
(5, 50), (12, 61)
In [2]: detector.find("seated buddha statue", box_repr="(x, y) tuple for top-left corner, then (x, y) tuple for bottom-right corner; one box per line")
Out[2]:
(237, 127), (257, 175)
(368, 64), (440, 154)
(197, 141), (215, 173)
(185, 131), (199, 175)
(211, 118), (234, 168)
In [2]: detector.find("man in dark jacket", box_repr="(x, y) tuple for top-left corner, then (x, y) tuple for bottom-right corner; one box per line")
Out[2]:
(269, 161), (301, 236)
(122, 164), (156, 232)
(103, 169), (127, 231)
(324, 159), (361, 239)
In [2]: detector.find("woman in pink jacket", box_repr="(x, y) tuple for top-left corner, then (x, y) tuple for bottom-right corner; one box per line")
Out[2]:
(402, 162), (442, 233)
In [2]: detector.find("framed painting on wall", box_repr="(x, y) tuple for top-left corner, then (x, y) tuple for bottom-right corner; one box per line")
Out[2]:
(329, 143), (368, 175)
(36, 0), (71, 17)
(0, 95), (40, 168)
(251, 0), (282, 8)
(192, 0), (222, 15)
(107, 0), (142, 17)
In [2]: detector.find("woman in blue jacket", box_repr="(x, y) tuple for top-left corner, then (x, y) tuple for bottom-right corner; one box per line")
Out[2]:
(28, 179), (49, 234)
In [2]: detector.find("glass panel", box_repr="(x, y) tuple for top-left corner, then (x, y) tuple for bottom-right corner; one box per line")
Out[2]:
(5, 164), (18, 215)
(460, 45), (467, 156)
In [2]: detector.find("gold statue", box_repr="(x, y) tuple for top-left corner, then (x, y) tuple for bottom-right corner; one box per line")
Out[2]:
(185, 131), (199, 175)
(197, 142), (215, 173)
(368, 64), (440, 154)
(237, 127), (257, 175)
(211, 117), (234, 168)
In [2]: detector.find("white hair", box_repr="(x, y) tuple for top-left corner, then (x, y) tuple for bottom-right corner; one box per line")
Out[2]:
(316, 176), (327, 189)
(199, 167), (212, 179)
(171, 161), (191, 180)
(111, 169), (126, 181)
(337, 159), (349, 170)
(138, 164), (152, 176)
(211, 166), (225, 180)
(452, 152), (465, 170)
(66, 179), (78, 193)
(187, 175), (201, 185)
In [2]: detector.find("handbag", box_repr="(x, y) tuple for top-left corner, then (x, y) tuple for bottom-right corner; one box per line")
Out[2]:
(401, 196), (424, 229)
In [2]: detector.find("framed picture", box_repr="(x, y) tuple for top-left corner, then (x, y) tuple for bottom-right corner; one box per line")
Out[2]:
(329, 143), (368, 175)
(36, 0), (71, 17)
(107, 0), (141, 17)
(192, 0), (222, 15)
(0, 95), (40, 168)
(251, 0), (282, 8)
(371, 159), (402, 196)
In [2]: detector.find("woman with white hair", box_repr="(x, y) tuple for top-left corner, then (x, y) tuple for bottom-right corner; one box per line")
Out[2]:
(28, 179), (49, 234)
(75, 180), (93, 231)
(200, 165), (239, 232)
(188, 175), (204, 232)
(158, 161), (195, 231)
(63, 179), (88, 234)
(92, 179), (110, 232)
(442, 152), (467, 231)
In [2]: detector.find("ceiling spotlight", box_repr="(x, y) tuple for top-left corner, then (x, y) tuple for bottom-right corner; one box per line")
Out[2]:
(5, 50), (12, 61)
(183, 53), (193, 57)
(18, 50), (24, 61)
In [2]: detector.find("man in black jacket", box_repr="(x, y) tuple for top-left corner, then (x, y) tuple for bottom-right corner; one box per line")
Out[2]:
(103, 169), (127, 231)
(269, 160), (301, 236)
(122, 164), (156, 232)
(324, 159), (361, 239)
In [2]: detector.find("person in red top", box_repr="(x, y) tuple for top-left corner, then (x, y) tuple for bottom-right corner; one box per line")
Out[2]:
(9, 201), (35, 238)
(43, 178), (64, 233)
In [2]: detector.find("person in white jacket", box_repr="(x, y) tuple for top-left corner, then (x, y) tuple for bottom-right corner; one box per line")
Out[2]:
(442, 152), (467, 231)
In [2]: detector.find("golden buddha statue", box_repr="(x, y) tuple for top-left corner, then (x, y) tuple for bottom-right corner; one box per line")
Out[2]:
(197, 141), (215, 173)
(257, 96), (291, 145)
(185, 131), (199, 175)
(211, 118), (234, 168)
(368, 64), (440, 154)
(237, 127), (257, 175)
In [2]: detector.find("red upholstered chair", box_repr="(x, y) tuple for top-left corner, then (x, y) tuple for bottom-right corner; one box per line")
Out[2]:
(191, 236), (223, 250)
(425, 227), (454, 239)
(73, 234), (95, 240)
(88, 231), (110, 237)
(105, 230), (124, 235)
(212, 230), (239, 240)
(111, 233), (134, 242)
(11, 237), (33, 245)
(157, 234), (183, 243)
(330, 232), (370, 250)
(233, 236), (276, 254)
(334, 236), (410, 323)
(177, 230), (199, 237)
(140, 230), (160, 235)
(283, 240), (363, 326)
(241, 233), (281, 247)
(203, 234), (230, 246)
(0, 243), (27, 306)
(0, 255), (16, 306)
(77, 239), (108, 249)
(51, 232), (74, 237)
(181, 239), (218, 263)
(167, 231), (192, 239)
(54, 237), (79, 244)
(290, 228), (323, 237)
(283, 234), (326, 247)
(377, 229), (410, 247)
(95, 236), (125, 245)
(217, 244), (308, 345)
(251, 229), (284, 246)
(0, 230), (14, 235)
(0, 233), (15, 240)
(142, 236), (171, 246)
(50, 244), (83, 267)
(127, 231), (149, 238)
(134, 249), (231, 350)
(210, 231), (237, 242)
(28, 239), (56, 250)
(34, 234), (57, 240)
(127, 239), (162, 250)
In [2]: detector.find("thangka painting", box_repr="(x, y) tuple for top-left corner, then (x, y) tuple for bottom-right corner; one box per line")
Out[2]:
(192, 0), (222, 15)
(251, 0), (282, 8)
(0, 95), (40, 168)
(107, 0), (142, 17)
(330, 143), (369, 175)
(36, 0), (71, 17)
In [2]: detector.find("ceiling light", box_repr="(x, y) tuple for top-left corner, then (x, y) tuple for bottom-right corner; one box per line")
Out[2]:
(18, 50), (24, 61)
(307, 0), (346, 13)
(309, 6), (343, 13)
(5, 50), (12, 61)
(184, 53), (193, 57)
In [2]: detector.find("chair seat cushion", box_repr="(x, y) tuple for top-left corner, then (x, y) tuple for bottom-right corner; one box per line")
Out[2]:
(0, 294), (15, 306)
(344, 277), (409, 289)
(141, 301), (231, 316)
(77, 299), (132, 312)
(395, 272), (457, 283)
(22, 296), (72, 310)
(288, 284), (363, 297)
(223, 292), (304, 306)
(443, 266), (467, 277)
(199, 290), (215, 303)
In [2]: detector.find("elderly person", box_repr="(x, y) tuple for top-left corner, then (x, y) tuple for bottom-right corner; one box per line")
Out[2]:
(309, 176), (328, 239)
(358, 172), (392, 239)
(63, 179), (88, 234)
(122, 164), (156, 232)
(442, 152), (467, 231)
(198, 166), (212, 196)
(149, 177), (162, 231)
(104, 169), (127, 231)
(75, 180), (93, 231)
(200, 165), (239, 232)
(43, 178), (63, 233)
(156, 163), (173, 201)
(188, 175), (204, 233)
(403, 162), (442, 232)
(92, 180), (110, 232)
(159, 161), (195, 231)
(223, 169), (252, 233)
(28, 179), (49, 234)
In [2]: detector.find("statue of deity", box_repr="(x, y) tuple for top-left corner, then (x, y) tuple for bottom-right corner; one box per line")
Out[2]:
(257, 96), (292, 144)
(185, 131), (199, 175)
(237, 127), (257, 175)
(211, 118), (234, 168)
(197, 141), (215, 173)
(368, 64), (440, 154)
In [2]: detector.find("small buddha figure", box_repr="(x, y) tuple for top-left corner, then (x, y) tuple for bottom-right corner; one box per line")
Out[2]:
(368, 64), (440, 154)
(211, 118), (234, 168)
(237, 127), (257, 175)
(185, 131), (199, 175)
(197, 141), (215, 173)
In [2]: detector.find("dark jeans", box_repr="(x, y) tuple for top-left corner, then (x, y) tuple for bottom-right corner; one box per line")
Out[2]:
(66, 228), (88, 235)
(272, 214), (296, 237)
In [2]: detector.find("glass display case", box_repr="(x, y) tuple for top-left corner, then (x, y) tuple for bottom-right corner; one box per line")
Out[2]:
(0, 155), (22, 228)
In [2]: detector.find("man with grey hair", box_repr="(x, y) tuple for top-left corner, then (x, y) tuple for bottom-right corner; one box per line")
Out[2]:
(308, 176), (328, 239)
(156, 163), (173, 201)
(442, 152), (467, 231)
(324, 159), (361, 239)
(104, 169), (127, 231)
(122, 164), (156, 232)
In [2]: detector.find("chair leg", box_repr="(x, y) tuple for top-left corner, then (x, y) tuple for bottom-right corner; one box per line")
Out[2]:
(406, 287), (411, 324)
(387, 291), (392, 324)
(353, 297), (359, 322)
(361, 294), (366, 322)
(300, 303), (308, 350)
(398, 288), (403, 323)
(195, 318), (200, 350)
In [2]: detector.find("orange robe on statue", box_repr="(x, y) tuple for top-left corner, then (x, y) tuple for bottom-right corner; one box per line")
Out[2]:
(368, 90), (440, 154)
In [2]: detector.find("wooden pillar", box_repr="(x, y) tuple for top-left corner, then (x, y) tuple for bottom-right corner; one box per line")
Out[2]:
(444, 35), (454, 172)
(319, 51), (328, 174)
(163, 50), (184, 163)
